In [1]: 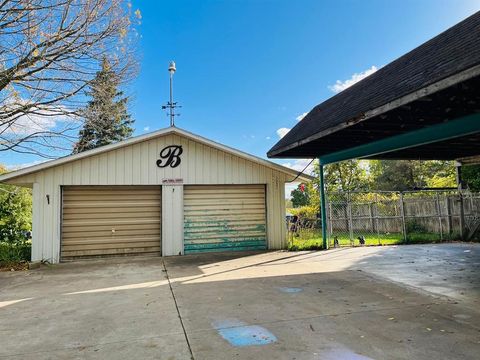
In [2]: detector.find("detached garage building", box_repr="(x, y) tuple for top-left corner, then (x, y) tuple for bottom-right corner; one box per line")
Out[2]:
(0, 127), (311, 263)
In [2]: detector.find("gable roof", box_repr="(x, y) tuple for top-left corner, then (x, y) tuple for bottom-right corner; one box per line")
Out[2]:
(268, 11), (480, 158)
(0, 127), (314, 183)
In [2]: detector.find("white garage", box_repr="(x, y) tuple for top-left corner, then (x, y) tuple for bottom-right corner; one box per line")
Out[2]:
(0, 127), (311, 263)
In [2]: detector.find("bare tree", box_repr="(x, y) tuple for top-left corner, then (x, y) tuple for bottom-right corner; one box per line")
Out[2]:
(0, 0), (139, 158)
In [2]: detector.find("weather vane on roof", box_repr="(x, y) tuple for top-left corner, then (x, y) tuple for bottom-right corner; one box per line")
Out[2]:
(162, 61), (181, 127)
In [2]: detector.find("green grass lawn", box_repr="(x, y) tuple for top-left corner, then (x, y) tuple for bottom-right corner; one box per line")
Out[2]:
(288, 229), (460, 251)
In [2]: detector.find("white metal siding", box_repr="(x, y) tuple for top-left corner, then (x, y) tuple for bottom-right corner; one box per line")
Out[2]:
(13, 133), (288, 263)
(61, 186), (161, 260)
(184, 185), (267, 253)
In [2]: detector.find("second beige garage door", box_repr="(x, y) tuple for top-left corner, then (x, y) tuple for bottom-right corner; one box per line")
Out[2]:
(61, 186), (161, 260)
(184, 185), (267, 253)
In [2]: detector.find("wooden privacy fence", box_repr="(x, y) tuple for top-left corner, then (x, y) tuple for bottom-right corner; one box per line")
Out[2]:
(324, 190), (480, 245)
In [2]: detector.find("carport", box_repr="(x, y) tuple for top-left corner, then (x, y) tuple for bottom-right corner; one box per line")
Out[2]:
(268, 12), (480, 248)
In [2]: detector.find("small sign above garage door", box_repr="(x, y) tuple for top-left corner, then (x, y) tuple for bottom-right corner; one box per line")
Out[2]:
(183, 185), (267, 254)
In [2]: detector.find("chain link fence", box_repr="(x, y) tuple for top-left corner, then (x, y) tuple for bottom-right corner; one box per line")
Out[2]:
(288, 190), (480, 248)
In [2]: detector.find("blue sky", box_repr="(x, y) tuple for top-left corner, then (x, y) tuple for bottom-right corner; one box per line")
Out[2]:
(2, 0), (479, 170)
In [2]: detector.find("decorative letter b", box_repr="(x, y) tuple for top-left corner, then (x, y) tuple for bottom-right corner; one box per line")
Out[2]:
(157, 145), (183, 168)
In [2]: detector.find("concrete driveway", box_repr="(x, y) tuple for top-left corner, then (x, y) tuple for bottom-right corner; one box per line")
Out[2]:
(1, 243), (479, 359)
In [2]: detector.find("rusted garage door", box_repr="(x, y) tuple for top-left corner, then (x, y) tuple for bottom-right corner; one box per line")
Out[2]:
(61, 186), (161, 260)
(184, 185), (267, 253)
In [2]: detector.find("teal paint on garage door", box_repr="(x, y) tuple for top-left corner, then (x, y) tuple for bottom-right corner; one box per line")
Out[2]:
(184, 185), (267, 254)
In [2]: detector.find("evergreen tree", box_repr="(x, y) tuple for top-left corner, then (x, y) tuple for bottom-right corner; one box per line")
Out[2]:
(73, 57), (134, 153)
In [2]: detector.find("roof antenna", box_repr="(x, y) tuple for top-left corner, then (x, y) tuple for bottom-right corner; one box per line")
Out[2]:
(162, 61), (181, 127)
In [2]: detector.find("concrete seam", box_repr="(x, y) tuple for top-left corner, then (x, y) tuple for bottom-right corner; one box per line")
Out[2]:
(162, 258), (195, 360)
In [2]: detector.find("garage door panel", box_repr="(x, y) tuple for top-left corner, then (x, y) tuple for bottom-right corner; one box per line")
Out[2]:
(62, 206), (161, 215)
(184, 198), (266, 205)
(62, 211), (161, 220)
(184, 205), (265, 212)
(63, 201), (161, 208)
(63, 219), (160, 228)
(61, 186), (161, 260)
(184, 218), (266, 227)
(61, 247), (161, 258)
(184, 185), (266, 254)
(185, 223), (266, 234)
(62, 223), (160, 233)
(64, 189), (161, 195)
(184, 241), (266, 253)
(183, 210), (266, 217)
(185, 228), (266, 238)
(62, 240), (161, 251)
(62, 234), (161, 243)
(184, 232), (266, 241)
(184, 187), (265, 193)
(184, 193), (264, 200)
(62, 228), (161, 240)
(63, 194), (162, 201)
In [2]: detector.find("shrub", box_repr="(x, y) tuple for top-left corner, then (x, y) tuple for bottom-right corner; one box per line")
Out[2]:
(0, 241), (31, 262)
(405, 219), (428, 233)
(288, 205), (319, 219)
(0, 187), (31, 241)
(0, 180), (32, 264)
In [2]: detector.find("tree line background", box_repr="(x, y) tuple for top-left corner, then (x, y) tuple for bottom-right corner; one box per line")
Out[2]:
(289, 159), (480, 214)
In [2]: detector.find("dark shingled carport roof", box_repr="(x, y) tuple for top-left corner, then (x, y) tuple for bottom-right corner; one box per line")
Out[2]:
(268, 11), (480, 160)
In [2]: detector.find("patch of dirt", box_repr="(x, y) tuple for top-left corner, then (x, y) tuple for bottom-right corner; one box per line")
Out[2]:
(0, 261), (29, 272)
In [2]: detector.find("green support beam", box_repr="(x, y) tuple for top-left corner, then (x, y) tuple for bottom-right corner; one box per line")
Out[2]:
(319, 113), (480, 165)
(319, 163), (328, 250)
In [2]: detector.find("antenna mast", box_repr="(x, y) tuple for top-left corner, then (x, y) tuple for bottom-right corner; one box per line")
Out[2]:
(162, 61), (180, 127)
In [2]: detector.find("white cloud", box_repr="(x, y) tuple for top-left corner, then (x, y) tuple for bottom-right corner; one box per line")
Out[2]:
(0, 101), (76, 136)
(276, 127), (291, 138)
(143, 126), (150, 132)
(296, 112), (308, 121)
(1, 112), (67, 135)
(282, 158), (315, 175)
(328, 66), (378, 93)
(266, 136), (271, 140)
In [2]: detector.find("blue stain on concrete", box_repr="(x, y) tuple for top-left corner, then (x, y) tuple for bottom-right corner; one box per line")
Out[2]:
(278, 287), (303, 293)
(212, 319), (277, 347)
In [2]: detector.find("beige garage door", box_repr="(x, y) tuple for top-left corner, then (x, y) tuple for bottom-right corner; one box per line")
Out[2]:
(61, 186), (161, 260)
(184, 185), (267, 254)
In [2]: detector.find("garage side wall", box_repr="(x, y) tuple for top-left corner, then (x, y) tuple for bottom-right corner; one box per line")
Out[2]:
(19, 134), (288, 263)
